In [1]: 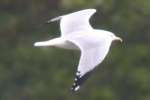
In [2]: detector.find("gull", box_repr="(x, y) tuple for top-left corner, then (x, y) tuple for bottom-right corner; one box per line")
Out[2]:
(34, 9), (122, 92)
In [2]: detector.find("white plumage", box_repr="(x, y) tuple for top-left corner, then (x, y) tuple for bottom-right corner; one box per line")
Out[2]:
(34, 9), (122, 92)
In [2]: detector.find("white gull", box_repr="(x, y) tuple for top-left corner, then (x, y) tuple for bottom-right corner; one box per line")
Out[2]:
(34, 9), (122, 92)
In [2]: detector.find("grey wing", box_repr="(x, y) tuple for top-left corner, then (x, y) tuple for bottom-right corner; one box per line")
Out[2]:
(68, 35), (111, 92)
(49, 9), (96, 36)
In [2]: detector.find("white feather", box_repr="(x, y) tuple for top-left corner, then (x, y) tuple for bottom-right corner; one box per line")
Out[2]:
(34, 9), (122, 91)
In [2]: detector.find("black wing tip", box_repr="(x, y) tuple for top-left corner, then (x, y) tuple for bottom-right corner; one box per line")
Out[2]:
(71, 71), (81, 92)
(71, 71), (92, 92)
(70, 85), (80, 93)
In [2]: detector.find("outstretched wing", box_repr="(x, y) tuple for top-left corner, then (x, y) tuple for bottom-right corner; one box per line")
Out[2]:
(49, 9), (96, 36)
(68, 34), (111, 92)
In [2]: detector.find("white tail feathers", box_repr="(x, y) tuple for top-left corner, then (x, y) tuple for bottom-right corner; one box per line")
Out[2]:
(34, 40), (56, 46)
(34, 38), (63, 47)
(34, 41), (51, 47)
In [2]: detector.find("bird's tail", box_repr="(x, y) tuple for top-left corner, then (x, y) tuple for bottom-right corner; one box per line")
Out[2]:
(34, 41), (51, 47)
(34, 37), (63, 47)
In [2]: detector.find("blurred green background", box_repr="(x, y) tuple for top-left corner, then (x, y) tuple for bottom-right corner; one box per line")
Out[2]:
(0, 0), (150, 100)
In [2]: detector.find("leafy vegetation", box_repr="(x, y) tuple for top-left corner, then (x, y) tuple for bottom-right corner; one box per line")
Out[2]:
(0, 0), (150, 100)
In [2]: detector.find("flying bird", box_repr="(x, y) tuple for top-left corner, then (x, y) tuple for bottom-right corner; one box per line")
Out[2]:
(34, 9), (122, 92)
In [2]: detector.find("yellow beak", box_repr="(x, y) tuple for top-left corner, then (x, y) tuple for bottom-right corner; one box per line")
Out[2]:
(115, 36), (123, 42)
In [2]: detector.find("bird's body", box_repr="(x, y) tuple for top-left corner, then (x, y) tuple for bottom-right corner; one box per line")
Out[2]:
(34, 9), (122, 92)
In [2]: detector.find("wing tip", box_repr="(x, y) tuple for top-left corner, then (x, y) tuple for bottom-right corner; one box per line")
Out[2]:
(71, 85), (80, 93)
(91, 9), (97, 14)
(91, 8), (96, 12)
(47, 8), (96, 24)
(47, 16), (62, 23)
(71, 71), (81, 92)
(71, 70), (92, 92)
(85, 8), (96, 13)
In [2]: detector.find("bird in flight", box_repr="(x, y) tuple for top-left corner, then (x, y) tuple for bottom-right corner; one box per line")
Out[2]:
(34, 9), (122, 92)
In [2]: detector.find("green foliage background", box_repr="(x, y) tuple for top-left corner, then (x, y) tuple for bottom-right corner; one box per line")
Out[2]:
(0, 0), (150, 100)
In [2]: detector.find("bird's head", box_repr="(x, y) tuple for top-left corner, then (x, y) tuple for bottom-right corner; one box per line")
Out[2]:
(108, 32), (123, 43)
